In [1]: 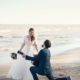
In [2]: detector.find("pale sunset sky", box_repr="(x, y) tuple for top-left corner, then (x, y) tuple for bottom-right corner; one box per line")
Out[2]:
(0, 0), (80, 24)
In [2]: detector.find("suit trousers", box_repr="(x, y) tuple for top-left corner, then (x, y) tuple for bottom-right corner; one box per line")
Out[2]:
(30, 66), (54, 80)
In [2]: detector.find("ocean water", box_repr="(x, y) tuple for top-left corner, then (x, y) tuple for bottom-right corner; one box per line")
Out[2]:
(0, 42), (80, 65)
(0, 25), (80, 65)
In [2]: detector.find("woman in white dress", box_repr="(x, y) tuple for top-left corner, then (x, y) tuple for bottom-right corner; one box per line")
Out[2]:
(7, 28), (38, 80)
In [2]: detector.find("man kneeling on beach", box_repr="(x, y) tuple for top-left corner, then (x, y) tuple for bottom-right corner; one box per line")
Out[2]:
(22, 40), (54, 80)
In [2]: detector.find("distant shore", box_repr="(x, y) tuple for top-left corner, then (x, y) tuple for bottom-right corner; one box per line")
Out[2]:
(0, 48), (80, 80)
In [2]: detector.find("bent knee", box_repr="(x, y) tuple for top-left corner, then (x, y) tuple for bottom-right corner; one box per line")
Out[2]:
(30, 67), (32, 71)
(30, 66), (34, 71)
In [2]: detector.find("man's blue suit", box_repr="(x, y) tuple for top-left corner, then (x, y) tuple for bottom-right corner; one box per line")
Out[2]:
(25, 48), (54, 80)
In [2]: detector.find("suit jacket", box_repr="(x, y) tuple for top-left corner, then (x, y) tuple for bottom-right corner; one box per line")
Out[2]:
(25, 48), (53, 75)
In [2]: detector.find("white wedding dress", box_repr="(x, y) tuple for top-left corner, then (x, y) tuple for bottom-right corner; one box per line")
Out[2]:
(7, 36), (38, 80)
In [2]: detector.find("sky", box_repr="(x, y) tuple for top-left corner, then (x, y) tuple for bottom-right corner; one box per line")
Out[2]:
(0, 0), (80, 24)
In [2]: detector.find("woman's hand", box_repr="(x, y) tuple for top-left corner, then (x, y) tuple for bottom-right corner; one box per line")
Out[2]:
(22, 54), (26, 58)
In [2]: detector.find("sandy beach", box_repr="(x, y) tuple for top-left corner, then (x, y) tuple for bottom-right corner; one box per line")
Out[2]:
(0, 25), (80, 80)
(0, 48), (80, 80)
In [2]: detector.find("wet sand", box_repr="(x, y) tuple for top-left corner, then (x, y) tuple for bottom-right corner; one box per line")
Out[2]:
(0, 48), (80, 80)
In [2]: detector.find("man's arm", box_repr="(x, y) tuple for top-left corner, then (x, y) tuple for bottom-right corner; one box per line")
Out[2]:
(25, 50), (45, 61)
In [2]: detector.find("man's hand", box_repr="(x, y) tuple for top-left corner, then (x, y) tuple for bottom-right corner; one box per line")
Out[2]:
(22, 54), (26, 58)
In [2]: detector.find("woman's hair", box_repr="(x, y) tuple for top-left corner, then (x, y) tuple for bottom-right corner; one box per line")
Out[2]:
(29, 28), (35, 41)
(44, 40), (51, 48)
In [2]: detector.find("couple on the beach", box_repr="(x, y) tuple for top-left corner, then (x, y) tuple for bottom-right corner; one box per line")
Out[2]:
(6, 28), (54, 80)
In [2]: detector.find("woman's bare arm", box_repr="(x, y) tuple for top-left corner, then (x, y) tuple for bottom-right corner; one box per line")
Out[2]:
(34, 38), (38, 52)
(19, 36), (26, 51)
(19, 43), (25, 51)
(34, 44), (38, 52)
